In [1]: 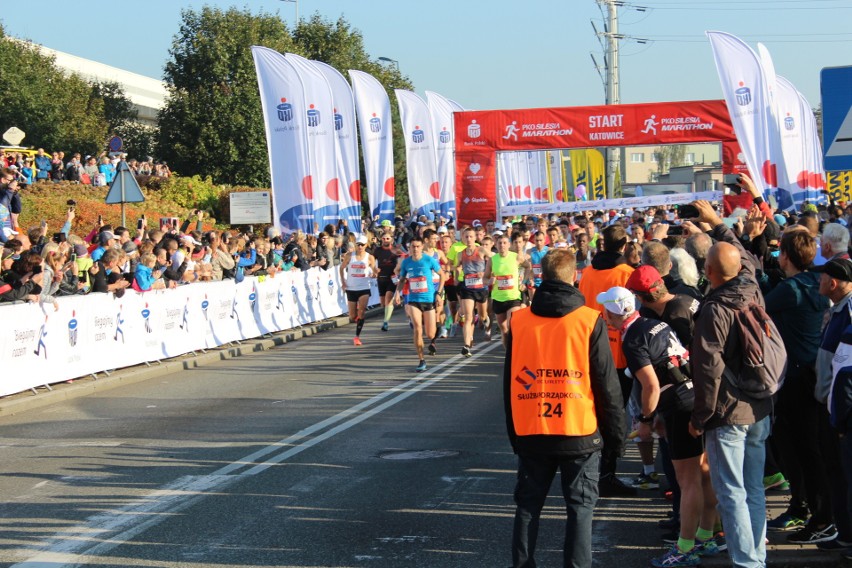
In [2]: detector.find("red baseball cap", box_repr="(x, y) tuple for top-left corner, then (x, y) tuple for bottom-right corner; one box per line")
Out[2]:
(626, 265), (665, 295)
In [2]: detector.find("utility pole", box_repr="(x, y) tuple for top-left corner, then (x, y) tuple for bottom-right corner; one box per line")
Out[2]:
(604, 0), (620, 199)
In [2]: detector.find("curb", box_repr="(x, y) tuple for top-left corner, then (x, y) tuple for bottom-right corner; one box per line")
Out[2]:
(0, 306), (383, 418)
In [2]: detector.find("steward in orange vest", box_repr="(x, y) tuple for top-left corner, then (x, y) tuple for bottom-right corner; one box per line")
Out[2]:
(503, 248), (626, 568)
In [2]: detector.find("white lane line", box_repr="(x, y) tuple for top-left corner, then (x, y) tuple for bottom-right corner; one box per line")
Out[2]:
(12, 342), (502, 568)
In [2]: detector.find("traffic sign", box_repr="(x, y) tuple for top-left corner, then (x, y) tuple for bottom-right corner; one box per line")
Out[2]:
(108, 135), (123, 153)
(822, 66), (852, 172)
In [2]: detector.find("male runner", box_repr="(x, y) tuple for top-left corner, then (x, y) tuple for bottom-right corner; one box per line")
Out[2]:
(527, 230), (550, 301)
(484, 234), (530, 344)
(394, 237), (443, 372)
(423, 229), (450, 339)
(340, 234), (376, 346)
(373, 232), (402, 331)
(455, 227), (490, 357)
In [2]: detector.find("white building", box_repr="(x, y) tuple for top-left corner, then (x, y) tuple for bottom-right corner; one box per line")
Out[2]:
(14, 39), (166, 127)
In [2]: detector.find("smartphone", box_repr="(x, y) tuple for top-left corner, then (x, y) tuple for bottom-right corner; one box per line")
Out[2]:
(137, 218), (144, 230)
(723, 173), (742, 195)
(52, 232), (67, 244)
(667, 225), (684, 236)
(40, 219), (47, 229)
(97, 214), (103, 225)
(70, 253), (77, 263)
(678, 204), (699, 219)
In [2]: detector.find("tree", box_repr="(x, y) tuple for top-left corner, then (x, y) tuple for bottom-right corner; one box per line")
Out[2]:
(0, 26), (108, 154)
(157, 7), (293, 185)
(157, 8), (416, 214)
(653, 145), (687, 180)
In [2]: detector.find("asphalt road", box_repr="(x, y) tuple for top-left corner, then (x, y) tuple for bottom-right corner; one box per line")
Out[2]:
(0, 313), (839, 568)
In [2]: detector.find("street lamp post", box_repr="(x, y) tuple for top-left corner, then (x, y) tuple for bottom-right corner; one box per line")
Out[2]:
(378, 56), (399, 72)
(280, 0), (299, 22)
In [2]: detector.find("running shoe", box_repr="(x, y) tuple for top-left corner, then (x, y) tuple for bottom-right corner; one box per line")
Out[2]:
(353, 337), (362, 346)
(484, 325), (492, 341)
(381, 322), (389, 332)
(767, 512), (807, 531)
(449, 323), (458, 338)
(461, 345), (472, 358)
(713, 532), (728, 552)
(408, 319), (414, 329)
(415, 360), (427, 372)
(817, 538), (852, 551)
(694, 534), (725, 556)
(438, 327), (448, 339)
(651, 545), (700, 567)
(632, 472), (660, 490)
(598, 473), (637, 497)
(763, 472), (787, 490)
(428, 342), (437, 356)
(787, 523), (838, 544)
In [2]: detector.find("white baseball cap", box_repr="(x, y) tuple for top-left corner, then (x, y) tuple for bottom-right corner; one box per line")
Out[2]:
(356, 234), (369, 245)
(596, 286), (636, 316)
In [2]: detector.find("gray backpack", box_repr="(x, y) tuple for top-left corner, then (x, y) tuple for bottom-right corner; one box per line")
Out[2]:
(723, 302), (787, 399)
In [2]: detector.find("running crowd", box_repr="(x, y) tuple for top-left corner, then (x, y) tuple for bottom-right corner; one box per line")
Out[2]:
(338, 173), (852, 568)
(4, 155), (852, 566)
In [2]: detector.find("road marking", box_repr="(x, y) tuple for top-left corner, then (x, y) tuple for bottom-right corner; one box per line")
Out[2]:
(12, 342), (501, 568)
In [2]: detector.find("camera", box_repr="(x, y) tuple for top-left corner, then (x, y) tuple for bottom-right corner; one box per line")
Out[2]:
(52, 232), (67, 244)
(677, 204), (699, 219)
(723, 174), (742, 195)
(666, 225), (684, 236)
(66, 199), (77, 211)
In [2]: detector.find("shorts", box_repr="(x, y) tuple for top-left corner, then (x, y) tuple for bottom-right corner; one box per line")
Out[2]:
(444, 284), (458, 302)
(492, 298), (522, 314)
(346, 289), (371, 303)
(408, 301), (435, 312)
(662, 409), (704, 461)
(459, 287), (488, 303)
(377, 277), (395, 297)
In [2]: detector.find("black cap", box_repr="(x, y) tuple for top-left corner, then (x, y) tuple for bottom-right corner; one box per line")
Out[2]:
(814, 258), (852, 282)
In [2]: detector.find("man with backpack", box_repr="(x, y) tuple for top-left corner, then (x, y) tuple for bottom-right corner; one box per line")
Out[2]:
(687, 193), (776, 568)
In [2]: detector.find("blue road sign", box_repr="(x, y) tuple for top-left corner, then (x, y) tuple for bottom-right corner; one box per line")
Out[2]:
(822, 66), (852, 172)
(108, 136), (123, 153)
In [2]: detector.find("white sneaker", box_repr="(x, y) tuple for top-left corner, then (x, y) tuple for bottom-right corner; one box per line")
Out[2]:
(438, 327), (449, 339)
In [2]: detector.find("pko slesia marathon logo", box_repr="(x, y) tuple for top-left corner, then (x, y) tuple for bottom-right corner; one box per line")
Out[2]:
(370, 113), (382, 133)
(735, 82), (752, 106)
(411, 126), (425, 143)
(277, 98), (294, 121)
(334, 109), (344, 131)
(307, 104), (321, 127)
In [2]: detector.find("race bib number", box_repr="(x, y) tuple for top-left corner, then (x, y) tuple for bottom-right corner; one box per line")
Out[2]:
(532, 264), (542, 277)
(409, 276), (428, 293)
(464, 273), (484, 289)
(496, 275), (515, 290)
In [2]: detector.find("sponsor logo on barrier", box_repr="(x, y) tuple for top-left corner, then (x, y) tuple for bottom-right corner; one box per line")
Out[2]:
(68, 311), (78, 347)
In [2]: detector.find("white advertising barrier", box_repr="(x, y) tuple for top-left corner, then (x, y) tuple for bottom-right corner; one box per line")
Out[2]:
(499, 190), (723, 218)
(0, 268), (379, 398)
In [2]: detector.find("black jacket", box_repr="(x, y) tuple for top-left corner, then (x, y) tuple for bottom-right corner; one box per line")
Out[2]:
(503, 280), (627, 457)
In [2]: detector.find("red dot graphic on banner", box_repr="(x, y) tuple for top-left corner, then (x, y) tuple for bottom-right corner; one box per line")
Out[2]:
(415, 125), (420, 130)
(513, 186), (521, 199)
(326, 179), (340, 201)
(739, 81), (744, 87)
(429, 182), (441, 199)
(535, 187), (543, 200)
(556, 189), (563, 201)
(309, 104), (315, 109)
(383, 177), (395, 197)
(302, 176), (314, 199)
(372, 113), (377, 117)
(761, 160), (778, 187)
(523, 186), (531, 199)
(349, 180), (361, 201)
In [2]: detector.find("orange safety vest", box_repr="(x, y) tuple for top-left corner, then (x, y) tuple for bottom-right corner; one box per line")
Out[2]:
(577, 263), (634, 369)
(509, 307), (600, 437)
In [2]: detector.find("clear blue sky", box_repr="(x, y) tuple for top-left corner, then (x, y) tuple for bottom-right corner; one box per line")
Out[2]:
(2, 0), (849, 111)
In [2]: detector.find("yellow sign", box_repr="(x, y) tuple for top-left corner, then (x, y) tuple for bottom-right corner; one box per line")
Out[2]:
(827, 171), (852, 203)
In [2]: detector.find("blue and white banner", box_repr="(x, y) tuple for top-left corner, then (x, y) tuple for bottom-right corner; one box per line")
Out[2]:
(313, 60), (363, 235)
(350, 70), (396, 222)
(707, 32), (777, 199)
(251, 46), (313, 234)
(426, 91), (465, 220)
(0, 269), (379, 398)
(396, 89), (440, 217)
(285, 53), (339, 230)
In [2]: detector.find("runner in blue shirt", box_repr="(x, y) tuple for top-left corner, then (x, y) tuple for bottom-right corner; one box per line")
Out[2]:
(394, 237), (443, 372)
(527, 231), (549, 301)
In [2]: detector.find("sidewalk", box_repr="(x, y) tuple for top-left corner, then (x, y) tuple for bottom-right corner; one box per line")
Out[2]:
(606, 443), (845, 567)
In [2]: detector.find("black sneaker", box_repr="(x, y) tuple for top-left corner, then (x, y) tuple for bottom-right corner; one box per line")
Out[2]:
(461, 345), (472, 358)
(816, 538), (852, 550)
(788, 523), (838, 545)
(428, 342), (437, 356)
(598, 473), (637, 497)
